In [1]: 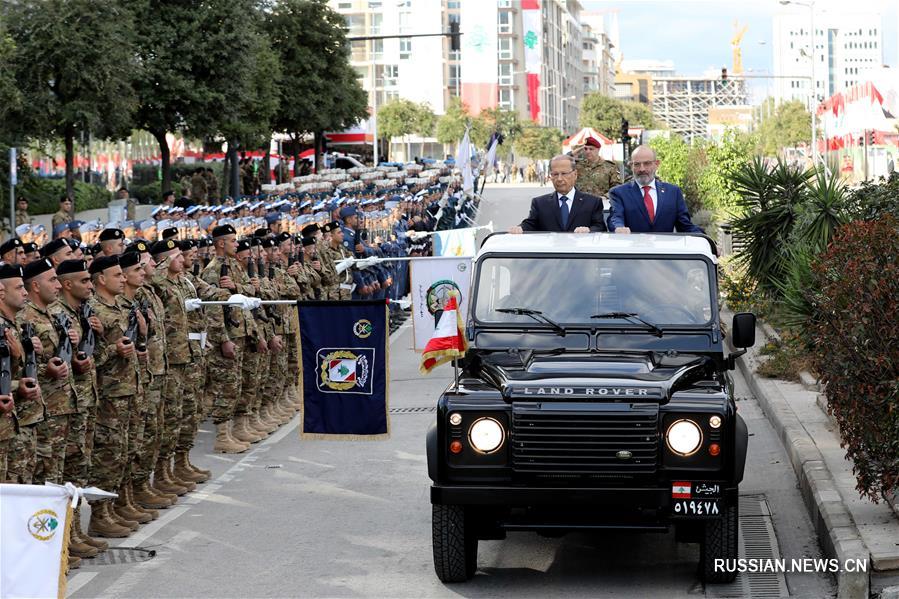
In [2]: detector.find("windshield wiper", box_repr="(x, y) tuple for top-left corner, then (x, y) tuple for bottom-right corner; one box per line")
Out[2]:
(496, 307), (566, 336)
(589, 312), (664, 338)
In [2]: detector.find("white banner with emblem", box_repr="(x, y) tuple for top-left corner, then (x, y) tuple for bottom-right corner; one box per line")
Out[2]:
(410, 257), (473, 351)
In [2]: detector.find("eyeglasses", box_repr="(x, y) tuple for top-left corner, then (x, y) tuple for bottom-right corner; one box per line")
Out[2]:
(549, 170), (575, 178)
(630, 161), (657, 168)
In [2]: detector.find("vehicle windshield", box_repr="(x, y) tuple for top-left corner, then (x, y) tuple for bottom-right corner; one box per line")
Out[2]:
(474, 256), (713, 327)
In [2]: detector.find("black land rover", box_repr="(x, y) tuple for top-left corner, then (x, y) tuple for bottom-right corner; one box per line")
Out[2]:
(427, 232), (756, 583)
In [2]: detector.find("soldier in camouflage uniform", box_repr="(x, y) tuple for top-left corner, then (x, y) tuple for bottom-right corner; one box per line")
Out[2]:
(87, 255), (141, 538)
(0, 264), (42, 483)
(54, 259), (109, 556)
(324, 223), (354, 301)
(300, 236), (324, 299)
(282, 234), (307, 411)
(18, 258), (78, 487)
(201, 224), (260, 453)
(574, 136), (621, 199)
(303, 224), (338, 300)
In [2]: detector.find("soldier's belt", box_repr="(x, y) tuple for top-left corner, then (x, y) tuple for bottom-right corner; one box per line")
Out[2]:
(188, 332), (208, 348)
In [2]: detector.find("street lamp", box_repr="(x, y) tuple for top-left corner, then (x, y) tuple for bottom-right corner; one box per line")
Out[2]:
(780, 0), (818, 167)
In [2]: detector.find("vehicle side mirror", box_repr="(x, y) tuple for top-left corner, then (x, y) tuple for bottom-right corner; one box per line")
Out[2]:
(731, 313), (756, 348)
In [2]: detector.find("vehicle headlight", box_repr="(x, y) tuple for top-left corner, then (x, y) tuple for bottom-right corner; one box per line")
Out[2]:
(468, 417), (505, 454)
(666, 419), (703, 456)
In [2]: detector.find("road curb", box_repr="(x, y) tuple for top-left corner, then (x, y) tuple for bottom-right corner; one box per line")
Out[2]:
(728, 322), (870, 599)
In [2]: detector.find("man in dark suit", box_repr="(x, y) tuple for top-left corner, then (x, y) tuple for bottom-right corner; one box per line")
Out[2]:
(608, 145), (703, 234)
(510, 155), (607, 234)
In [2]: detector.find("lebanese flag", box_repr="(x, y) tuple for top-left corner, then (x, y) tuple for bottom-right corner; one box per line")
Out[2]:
(672, 482), (692, 499)
(420, 292), (468, 374)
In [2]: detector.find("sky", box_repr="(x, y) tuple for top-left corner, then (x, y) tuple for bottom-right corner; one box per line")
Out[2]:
(582, 0), (899, 101)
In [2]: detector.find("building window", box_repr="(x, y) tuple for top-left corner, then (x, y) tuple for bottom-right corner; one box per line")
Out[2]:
(448, 0), (460, 7)
(498, 88), (513, 108)
(498, 10), (512, 34)
(377, 64), (398, 88)
(399, 37), (411, 60)
(370, 13), (382, 35)
(346, 14), (365, 36)
(338, 1), (352, 9)
(398, 11), (411, 34)
(368, 1), (382, 7)
(449, 64), (461, 95)
(498, 63), (512, 86)
(498, 37), (512, 59)
(372, 38), (383, 60)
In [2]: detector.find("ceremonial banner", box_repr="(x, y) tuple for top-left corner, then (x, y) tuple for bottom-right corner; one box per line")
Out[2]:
(460, 0), (498, 115)
(522, 0), (543, 122)
(0, 484), (73, 599)
(433, 228), (477, 257)
(298, 301), (389, 440)
(410, 257), (472, 351)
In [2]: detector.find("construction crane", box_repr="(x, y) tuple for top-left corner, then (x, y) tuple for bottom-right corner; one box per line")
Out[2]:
(732, 20), (748, 75)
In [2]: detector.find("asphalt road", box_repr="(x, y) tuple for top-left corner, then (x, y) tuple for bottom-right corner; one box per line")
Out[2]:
(67, 184), (835, 598)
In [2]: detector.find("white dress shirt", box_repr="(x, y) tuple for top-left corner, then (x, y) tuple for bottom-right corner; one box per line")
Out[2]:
(557, 187), (577, 209)
(635, 180), (657, 215)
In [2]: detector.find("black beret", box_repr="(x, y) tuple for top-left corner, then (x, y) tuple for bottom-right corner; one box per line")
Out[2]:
(250, 237), (263, 247)
(301, 224), (319, 237)
(150, 238), (179, 256)
(88, 255), (119, 275)
(126, 240), (149, 254)
(301, 236), (316, 247)
(161, 227), (178, 240)
(212, 224), (236, 238)
(236, 239), (251, 253)
(98, 228), (124, 242)
(89, 243), (103, 256)
(179, 239), (196, 251)
(199, 237), (214, 248)
(23, 242), (39, 253)
(328, 220), (341, 231)
(276, 232), (291, 244)
(0, 264), (24, 280)
(56, 259), (88, 277)
(262, 238), (277, 249)
(23, 258), (54, 281)
(253, 228), (269, 238)
(0, 238), (23, 255)
(118, 251), (141, 269)
(65, 238), (80, 251)
(40, 238), (68, 258)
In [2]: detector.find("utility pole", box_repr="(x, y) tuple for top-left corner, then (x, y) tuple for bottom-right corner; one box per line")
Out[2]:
(9, 147), (16, 239)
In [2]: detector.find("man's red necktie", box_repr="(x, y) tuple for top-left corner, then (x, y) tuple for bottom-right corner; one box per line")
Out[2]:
(642, 185), (655, 223)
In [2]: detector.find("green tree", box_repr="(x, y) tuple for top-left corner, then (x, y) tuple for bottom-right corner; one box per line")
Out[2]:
(699, 129), (757, 211)
(268, 0), (367, 169)
(0, 24), (20, 129)
(378, 99), (436, 161)
(4, 0), (138, 199)
(579, 93), (656, 139)
(513, 123), (563, 160)
(756, 99), (811, 156)
(479, 107), (524, 145)
(650, 135), (705, 214)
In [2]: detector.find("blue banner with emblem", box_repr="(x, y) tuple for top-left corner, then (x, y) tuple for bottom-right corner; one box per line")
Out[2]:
(298, 300), (390, 440)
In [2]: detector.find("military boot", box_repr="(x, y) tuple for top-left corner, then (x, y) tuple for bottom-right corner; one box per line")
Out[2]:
(249, 411), (275, 435)
(74, 507), (108, 552)
(213, 421), (248, 453)
(287, 384), (302, 409)
(272, 400), (294, 423)
(87, 501), (131, 538)
(186, 458), (212, 481)
(231, 415), (262, 443)
(67, 554), (81, 570)
(134, 480), (173, 509)
(108, 499), (140, 531)
(153, 459), (189, 495)
(114, 487), (151, 525)
(165, 459), (196, 492)
(174, 452), (206, 483)
(68, 521), (99, 558)
(260, 405), (282, 431)
(126, 484), (158, 521)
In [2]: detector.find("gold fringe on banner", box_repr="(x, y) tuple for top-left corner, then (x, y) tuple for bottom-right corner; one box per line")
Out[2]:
(57, 503), (74, 599)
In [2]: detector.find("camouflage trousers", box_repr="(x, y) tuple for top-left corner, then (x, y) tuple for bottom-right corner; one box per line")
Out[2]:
(123, 392), (146, 485)
(287, 332), (300, 394)
(134, 374), (164, 483)
(177, 358), (206, 452)
(209, 339), (244, 424)
(63, 407), (96, 487)
(236, 342), (263, 417)
(91, 423), (128, 493)
(0, 437), (11, 481)
(34, 414), (71, 485)
(6, 424), (37, 483)
(262, 344), (290, 409)
(161, 367), (186, 459)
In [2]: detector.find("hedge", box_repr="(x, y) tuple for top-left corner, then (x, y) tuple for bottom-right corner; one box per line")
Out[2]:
(18, 177), (112, 215)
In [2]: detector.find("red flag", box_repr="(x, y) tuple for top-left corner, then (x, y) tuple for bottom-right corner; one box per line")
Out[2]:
(420, 292), (468, 374)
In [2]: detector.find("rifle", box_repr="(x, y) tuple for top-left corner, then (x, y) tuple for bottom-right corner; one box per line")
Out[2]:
(53, 313), (73, 364)
(21, 322), (38, 383)
(124, 302), (147, 353)
(257, 256), (266, 280)
(138, 298), (154, 339)
(0, 324), (11, 396)
(76, 303), (96, 359)
(192, 261), (201, 276)
(220, 263), (239, 328)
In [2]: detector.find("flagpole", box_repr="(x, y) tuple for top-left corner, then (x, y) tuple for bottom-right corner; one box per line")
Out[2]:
(453, 359), (460, 391)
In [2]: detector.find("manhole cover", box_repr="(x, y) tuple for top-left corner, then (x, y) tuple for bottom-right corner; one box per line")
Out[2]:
(389, 406), (437, 414)
(88, 547), (156, 566)
(705, 494), (789, 598)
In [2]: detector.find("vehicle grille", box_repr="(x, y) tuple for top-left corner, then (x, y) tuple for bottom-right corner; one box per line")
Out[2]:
(511, 402), (659, 479)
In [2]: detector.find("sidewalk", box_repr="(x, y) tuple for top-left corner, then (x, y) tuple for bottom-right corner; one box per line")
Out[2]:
(725, 312), (899, 598)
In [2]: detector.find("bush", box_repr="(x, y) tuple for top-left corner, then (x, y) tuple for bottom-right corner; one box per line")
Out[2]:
(845, 170), (899, 222)
(18, 177), (112, 214)
(718, 255), (757, 313)
(756, 332), (811, 382)
(130, 181), (162, 205)
(809, 216), (899, 501)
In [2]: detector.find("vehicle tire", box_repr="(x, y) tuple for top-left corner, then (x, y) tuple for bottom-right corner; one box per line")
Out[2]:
(700, 502), (738, 583)
(432, 504), (478, 583)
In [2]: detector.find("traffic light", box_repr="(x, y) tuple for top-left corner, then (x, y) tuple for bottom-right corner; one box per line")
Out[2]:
(449, 21), (460, 52)
(868, 130), (876, 145)
(620, 119), (629, 142)
(721, 67), (728, 81)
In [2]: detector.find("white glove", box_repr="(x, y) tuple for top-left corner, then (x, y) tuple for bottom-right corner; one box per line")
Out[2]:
(335, 257), (355, 274)
(356, 256), (380, 270)
(228, 294), (262, 311)
(184, 298), (203, 312)
(391, 298), (411, 309)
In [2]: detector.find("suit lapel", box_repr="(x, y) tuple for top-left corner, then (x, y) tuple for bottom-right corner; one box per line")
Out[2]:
(549, 193), (564, 231)
(632, 181), (652, 226)
(567, 191), (583, 231)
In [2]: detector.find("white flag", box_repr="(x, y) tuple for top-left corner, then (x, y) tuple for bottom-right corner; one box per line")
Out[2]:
(1, 484), (73, 599)
(433, 228), (477, 257)
(410, 257), (473, 351)
(483, 135), (499, 177)
(455, 128), (474, 194)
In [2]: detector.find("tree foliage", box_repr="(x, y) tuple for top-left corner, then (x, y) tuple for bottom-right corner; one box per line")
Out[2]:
(579, 93), (656, 139)
(479, 107), (524, 145)
(513, 123), (563, 160)
(4, 0), (138, 198)
(0, 24), (21, 131)
(377, 99), (436, 160)
(755, 99), (811, 156)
